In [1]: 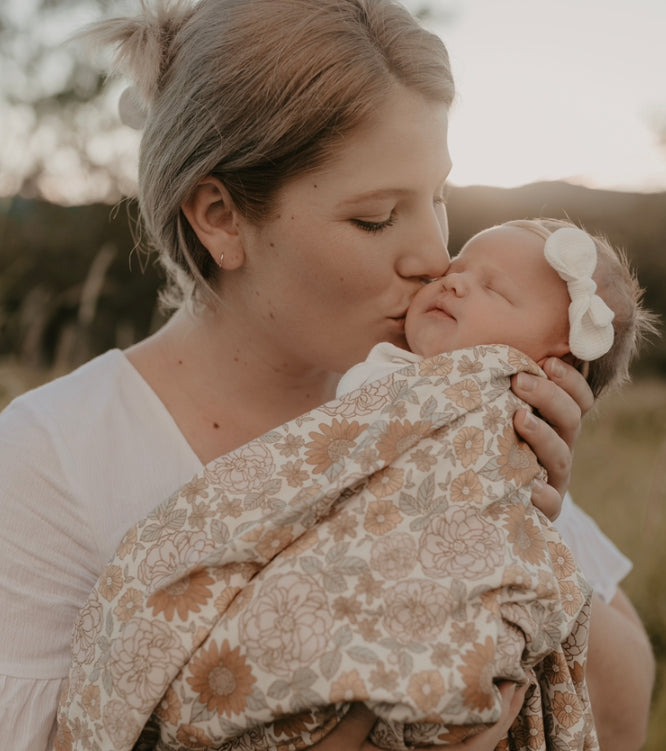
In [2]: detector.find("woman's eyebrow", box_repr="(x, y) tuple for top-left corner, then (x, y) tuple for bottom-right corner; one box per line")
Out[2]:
(337, 188), (411, 206)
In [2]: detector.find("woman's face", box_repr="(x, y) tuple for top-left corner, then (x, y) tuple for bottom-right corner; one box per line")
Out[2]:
(232, 85), (453, 375)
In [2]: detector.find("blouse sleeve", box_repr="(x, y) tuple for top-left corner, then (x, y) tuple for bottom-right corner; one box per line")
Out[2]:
(554, 493), (632, 603)
(0, 396), (100, 749)
(0, 675), (61, 750)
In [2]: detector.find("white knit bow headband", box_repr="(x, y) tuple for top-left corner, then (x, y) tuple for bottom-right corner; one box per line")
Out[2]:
(543, 227), (615, 360)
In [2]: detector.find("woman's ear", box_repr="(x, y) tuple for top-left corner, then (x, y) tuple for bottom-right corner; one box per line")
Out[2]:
(181, 177), (245, 269)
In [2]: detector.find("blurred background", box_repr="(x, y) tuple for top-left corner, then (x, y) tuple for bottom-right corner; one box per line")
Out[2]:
(0, 0), (664, 747)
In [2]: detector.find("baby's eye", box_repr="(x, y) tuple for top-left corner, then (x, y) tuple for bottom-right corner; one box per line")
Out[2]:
(351, 213), (396, 233)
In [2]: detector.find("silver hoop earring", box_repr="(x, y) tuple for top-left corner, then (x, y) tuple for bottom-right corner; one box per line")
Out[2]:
(218, 252), (224, 267)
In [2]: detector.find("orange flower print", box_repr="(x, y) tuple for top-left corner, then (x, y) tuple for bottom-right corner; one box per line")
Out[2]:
(98, 564), (123, 601)
(81, 684), (101, 721)
(457, 353), (484, 375)
(327, 509), (358, 542)
(364, 499), (402, 535)
(273, 709), (319, 739)
(332, 595), (363, 623)
(541, 652), (566, 686)
(453, 426), (484, 468)
(496, 424), (539, 485)
(114, 587), (143, 622)
(117, 526), (138, 558)
(181, 475), (210, 504)
(368, 466), (404, 498)
(187, 639), (257, 717)
(482, 404), (503, 433)
(409, 446), (437, 472)
(408, 669), (445, 714)
(148, 568), (214, 622)
(445, 379), (483, 411)
(255, 526), (293, 560)
(275, 433), (305, 458)
(458, 636), (496, 712)
(53, 721), (74, 751)
(552, 690), (583, 729)
(330, 669), (369, 703)
(305, 419), (364, 474)
(357, 616), (382, 642)
(155, 685), (182, 724)
(548, 541), (577, 579)
(175, 724), (214, 748)
(450, 469), (484, 505)
(419, 354), (454, 377)
(278, 459), (310, 488)
(369, 662), (400, 692)
(559, 579), (585, 617)
(430, 642), (454, 668)
(376, 420), (432, 461)
(504, 506), (547, 566)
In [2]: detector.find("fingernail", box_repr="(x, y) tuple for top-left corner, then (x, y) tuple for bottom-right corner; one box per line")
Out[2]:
(516, 372), (536, 392)
(521, 411), (538, 430)
(547, 358), (564, 378)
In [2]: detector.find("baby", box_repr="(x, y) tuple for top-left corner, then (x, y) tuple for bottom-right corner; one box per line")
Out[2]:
(338, 218), (653, 400)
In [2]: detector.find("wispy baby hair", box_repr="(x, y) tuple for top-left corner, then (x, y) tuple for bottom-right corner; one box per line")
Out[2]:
(505, 218), (658, 398)
(78, 0), (455, 310)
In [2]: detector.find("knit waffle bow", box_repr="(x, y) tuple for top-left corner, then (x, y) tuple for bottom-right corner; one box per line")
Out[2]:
(544, 227), (614, 360)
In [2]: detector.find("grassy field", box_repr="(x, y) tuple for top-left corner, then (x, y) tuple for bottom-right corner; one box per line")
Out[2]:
(1, 361), (664, 747)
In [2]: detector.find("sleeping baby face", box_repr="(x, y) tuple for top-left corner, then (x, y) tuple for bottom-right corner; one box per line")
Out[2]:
(404, 224), (571, 364)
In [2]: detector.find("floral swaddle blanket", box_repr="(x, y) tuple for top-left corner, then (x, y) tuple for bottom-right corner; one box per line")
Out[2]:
(56, 345), (598, 750)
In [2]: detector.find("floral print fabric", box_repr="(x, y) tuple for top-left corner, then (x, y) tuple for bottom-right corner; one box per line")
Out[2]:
(56, 345), (598, 751)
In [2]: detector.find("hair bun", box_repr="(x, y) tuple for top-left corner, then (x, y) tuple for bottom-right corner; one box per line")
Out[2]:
(80, 0), (194, 119)
(118, 85), (148, 129)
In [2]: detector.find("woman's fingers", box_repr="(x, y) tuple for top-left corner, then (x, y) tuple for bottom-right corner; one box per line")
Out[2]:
(512, 370), (581, 452)
(542, 358), (595, 418)
(313, 683), (529, 751)
(513, 404), (571, 500)
(310, 704), (377, 749)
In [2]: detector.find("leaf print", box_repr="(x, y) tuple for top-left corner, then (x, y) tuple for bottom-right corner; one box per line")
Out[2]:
(346, 645), (380, 665)
(320, 649), (342, 680)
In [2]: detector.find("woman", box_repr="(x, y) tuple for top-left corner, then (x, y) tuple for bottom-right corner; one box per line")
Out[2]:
(0, 1), (652, 749)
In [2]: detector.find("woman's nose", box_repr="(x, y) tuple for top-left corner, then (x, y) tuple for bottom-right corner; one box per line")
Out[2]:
(398, 206), (450, 280)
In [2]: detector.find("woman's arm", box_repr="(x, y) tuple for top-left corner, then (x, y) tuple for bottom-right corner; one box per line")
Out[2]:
(511, 357), (594, 519)
(586, 590), (655, 751)
(311, 682), (529, 751)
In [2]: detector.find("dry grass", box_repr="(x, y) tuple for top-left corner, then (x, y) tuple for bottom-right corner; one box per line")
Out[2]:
(571, 379), (666, 751)
(1, 362), (664, 746)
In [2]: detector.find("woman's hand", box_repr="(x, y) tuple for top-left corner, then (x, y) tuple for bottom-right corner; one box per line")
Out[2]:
(310, 682), (528, 751)
(511, 357), (594, 520)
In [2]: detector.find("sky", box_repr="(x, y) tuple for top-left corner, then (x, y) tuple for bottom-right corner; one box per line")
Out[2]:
(2, 0), (666, 202)
(416, 0), (666, 191)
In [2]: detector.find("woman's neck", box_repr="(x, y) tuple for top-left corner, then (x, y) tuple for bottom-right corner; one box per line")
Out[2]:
(126, 306), (339, 464)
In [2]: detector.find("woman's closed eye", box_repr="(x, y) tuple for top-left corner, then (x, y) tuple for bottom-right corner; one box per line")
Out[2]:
(351, 212), (396, 233)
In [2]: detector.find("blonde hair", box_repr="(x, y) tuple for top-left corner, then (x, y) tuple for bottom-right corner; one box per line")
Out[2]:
(504, 218), (657, 398)
(81, 0), (455, 307)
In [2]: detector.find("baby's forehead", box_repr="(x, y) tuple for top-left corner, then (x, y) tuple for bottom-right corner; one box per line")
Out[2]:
(455, 225), (545, 264)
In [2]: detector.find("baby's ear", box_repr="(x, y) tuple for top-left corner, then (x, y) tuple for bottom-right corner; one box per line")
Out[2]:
(181, 177), (245, 270)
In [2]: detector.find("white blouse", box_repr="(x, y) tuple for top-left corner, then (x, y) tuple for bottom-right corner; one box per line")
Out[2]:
(0, 350), (631, 749)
